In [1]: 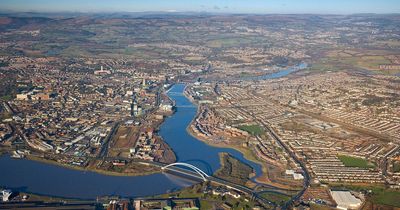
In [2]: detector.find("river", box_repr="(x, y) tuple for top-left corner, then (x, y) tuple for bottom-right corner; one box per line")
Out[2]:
(242, 63), (308, 81)
(0, 64), (305, 199)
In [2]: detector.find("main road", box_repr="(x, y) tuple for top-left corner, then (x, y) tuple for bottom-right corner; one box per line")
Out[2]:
(157, 161), (277, 209)
(226, 101), (311, 208)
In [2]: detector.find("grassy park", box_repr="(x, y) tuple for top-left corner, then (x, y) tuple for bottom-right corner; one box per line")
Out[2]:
(237, 124), (265, 136)
(338, 155), (374, 169)
(259, 192), (291, 206)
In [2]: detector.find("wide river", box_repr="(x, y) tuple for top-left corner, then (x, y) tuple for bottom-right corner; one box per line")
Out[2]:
(0, 64), (306, 199)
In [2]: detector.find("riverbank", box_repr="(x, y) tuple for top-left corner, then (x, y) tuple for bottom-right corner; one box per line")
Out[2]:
(214, 152), (255, 186)
(189, 124), (303, 190)
(1, 83), (282, 199)
(181, 84), (265, 175)
(183, 98), (274, 186)
(26, 155), (160, 177)
(0, 153), (195, 199)
(185, 123), (272, 183)
(183, 85), (301, 190)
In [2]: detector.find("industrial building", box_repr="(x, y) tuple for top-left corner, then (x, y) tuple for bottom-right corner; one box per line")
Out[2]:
(330, 190), (362, 210)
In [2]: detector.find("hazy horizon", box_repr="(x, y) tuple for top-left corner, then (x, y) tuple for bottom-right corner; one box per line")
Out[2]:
(0, 0), (399, 15)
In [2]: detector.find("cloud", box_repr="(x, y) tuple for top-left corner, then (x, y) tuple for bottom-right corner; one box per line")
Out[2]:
(213, 5), (220, 10)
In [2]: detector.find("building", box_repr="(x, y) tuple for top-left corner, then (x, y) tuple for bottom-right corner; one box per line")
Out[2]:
(285, 169), (304, 180)
(16, 94), (28, 100)
(160, 104), (173, 112)
(1, 189), (12, 202)
(142, 78), (146, 87)
(330, 190), (362, 210)
(32, 93), (50, 101)
(94, 66), (111, 75)
(135, 198), (199, 210)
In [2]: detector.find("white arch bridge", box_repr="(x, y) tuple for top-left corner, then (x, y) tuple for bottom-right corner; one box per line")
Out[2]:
(161, 162), (210, 181)
(159, 162), (274, 208)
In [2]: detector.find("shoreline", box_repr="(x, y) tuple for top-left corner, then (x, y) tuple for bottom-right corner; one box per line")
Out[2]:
(0, 84), (182, 179)
(2, 82), (282, 196)
(177, 83), (271, 179)
(24, 155), (160, 177)
(215, 152), (256, 187)
(15, 87), (176, 178)
(182, 84), (304, 190)
(185, 109), (302, 190)
(182, 84), (302, 190)
(181, 86), (272, 185)
(185, 123), (271, 184)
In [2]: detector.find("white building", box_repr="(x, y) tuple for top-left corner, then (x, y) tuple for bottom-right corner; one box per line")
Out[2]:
(1, 189), (12, 202)
(285, 169), (304, 180)
(16, 94), (28, 100)
(330, 190), (362, 210)
(160, 104), (173, 112)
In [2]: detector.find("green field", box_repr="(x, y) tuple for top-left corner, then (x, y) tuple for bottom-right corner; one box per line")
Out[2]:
(393, 162), (400, 173)
(237, 124), (264, 136)
(0, 95), (13, 101)
(309, 52), (400, 75)
(152, 183), (258, 210)
(259, 192), (291, 206)
(338, 155), (374, 168)
(372, 190), (400, 207)
(205, 36), (266, 48)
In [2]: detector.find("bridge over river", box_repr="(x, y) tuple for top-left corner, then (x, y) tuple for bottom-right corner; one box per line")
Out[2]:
(0, 71), (307, 208)
(152, 161), (278, 208)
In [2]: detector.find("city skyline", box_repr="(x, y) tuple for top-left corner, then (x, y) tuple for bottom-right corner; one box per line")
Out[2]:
(1, 0), (400, 14)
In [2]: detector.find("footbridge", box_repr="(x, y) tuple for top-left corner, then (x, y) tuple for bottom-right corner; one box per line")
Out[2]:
(161, 162), (210, 181)
(107, 158), (277, 208)
(160, 162), (275, 207)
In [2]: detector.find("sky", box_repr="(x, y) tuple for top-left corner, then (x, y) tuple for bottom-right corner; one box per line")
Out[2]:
(0, 0), (399, 14)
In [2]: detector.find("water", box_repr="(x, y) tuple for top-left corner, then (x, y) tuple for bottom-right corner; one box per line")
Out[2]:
(241, 63), (308, 81)
(160, 84), (262, 177)
(0, 155), (193, 199)
(0, 65), (299, 199)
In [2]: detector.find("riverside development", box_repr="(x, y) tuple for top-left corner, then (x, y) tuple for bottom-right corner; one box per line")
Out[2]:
(0, 13), (400, 210)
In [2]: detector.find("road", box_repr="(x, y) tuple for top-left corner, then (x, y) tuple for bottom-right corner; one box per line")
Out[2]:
(14, 139), (284, 209)
(98, 84), (163, 159)
(160, 163), (277, 209)
(261, 121), (311, 208)
(5, 84), (302, 209)
(228, 102), (311, 208)
(97, 121), (120, 158)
